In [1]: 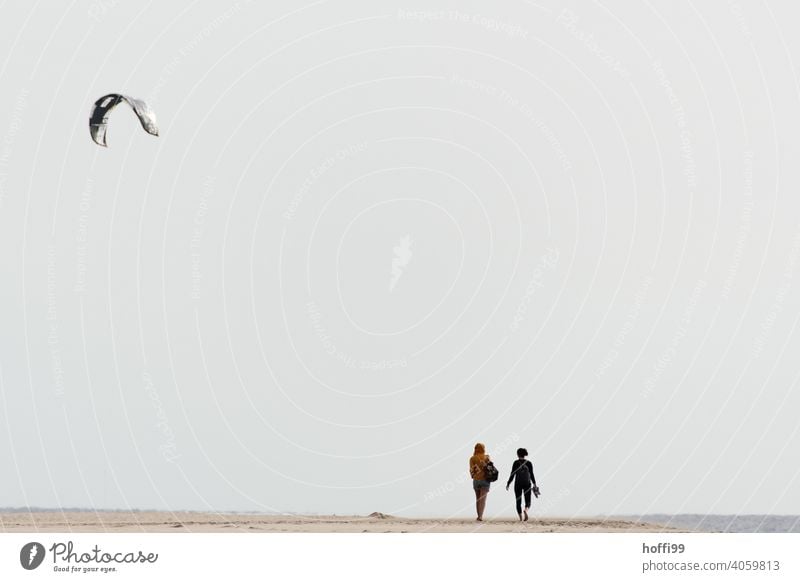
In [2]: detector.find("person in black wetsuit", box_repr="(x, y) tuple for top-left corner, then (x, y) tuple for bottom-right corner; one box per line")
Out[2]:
(505, 448), (537, 521)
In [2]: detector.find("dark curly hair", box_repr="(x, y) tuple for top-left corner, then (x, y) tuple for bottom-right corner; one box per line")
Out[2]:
(517, 448), (528, 458)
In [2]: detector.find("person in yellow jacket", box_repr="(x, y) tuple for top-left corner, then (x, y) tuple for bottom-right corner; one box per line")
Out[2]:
(469, 442), (491, 521)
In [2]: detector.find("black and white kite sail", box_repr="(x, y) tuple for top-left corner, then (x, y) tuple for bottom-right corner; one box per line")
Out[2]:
(89, 94), (159, 147)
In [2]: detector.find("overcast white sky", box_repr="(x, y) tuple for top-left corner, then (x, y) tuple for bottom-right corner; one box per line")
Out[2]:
(1, 0), (799, 519)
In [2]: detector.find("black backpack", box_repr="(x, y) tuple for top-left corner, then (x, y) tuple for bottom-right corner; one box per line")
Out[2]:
(517, 461), (531, 484)
(484, 460), (499, 482)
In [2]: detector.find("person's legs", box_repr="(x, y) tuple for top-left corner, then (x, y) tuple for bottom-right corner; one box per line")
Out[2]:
(514, 482), (523, 518)
(474, 486), (481, 519)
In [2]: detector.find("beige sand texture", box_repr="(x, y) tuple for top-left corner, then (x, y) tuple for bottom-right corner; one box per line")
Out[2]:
(0, 511), (678, 533)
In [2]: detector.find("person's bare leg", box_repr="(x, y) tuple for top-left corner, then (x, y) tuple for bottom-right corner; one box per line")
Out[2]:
(477, 488), (488, 520)
(474, 488), (481, 520)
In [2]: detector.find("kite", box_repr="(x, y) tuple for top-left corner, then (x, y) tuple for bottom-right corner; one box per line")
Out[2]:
(89, 93), (159, 147)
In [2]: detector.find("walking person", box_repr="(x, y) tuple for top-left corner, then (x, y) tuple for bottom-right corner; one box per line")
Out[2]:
(469, 442), (492, 521)
(505, 448), (537, 521)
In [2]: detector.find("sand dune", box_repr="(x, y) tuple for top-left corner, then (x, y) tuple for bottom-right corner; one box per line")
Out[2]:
(0, 511), (678, 533)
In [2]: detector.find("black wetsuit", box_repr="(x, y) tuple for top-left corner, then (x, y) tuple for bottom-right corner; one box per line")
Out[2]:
(506, 459), (536, 514)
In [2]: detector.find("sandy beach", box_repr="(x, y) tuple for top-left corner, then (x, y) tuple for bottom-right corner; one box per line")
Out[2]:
(0, 511), (679, 533)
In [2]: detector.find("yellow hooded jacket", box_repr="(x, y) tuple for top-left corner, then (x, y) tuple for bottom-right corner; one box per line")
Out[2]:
(469, 443), (490, 481)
